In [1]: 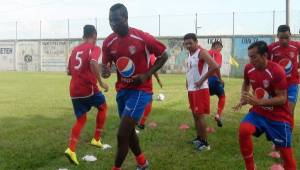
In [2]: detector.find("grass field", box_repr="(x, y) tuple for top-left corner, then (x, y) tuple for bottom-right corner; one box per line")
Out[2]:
(0, 72), (299, 170)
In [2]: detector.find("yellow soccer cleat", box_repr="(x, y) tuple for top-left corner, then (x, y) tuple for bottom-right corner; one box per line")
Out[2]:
(90, 138), (103, 148)
(64, 148), (79, 165)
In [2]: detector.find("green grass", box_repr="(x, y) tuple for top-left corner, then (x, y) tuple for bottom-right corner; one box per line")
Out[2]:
(0, 73), (299, 170)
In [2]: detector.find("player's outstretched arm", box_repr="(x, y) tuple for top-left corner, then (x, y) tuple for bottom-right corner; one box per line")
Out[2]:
(90, 60), (109, 92)
(147, 52), (168, 77)
(154, 72), (162, 88)
(216, 67), (224, 85)
(194, 50), (219, 87)
(101, 38), (112, 79)
(132, 52), (168, 85)
(241, 79), (250, 95)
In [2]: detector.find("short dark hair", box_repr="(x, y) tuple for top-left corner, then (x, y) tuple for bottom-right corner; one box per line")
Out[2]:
(277, 25), (291, 34)
(183, 33), (197, 41)
(248, 41), (268, 55)
(110, 3), (128, 18)
(83, 25), (97, 39)
(211, 41), (223, 48)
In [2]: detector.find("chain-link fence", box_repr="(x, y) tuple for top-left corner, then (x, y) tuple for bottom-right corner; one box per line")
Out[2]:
(0, 10), (299, 40)
(0, 10), (300, 77)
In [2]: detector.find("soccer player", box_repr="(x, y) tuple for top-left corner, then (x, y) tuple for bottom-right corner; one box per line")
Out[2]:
(208, 41), (225, 127)
(138, 54), (163, 130)
(64, 25), (109, 165)
(268, 25), (300, 116)
(101, 4), (168, 170)
(184, 33), (219, 151)
(233, 41), (296, 170)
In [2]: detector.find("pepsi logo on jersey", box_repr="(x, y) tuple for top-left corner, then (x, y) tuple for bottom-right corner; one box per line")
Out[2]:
(255, 87), (274, 110)
(255, 87), (270, 99)
(279, 58), (293, 75)
(116, 57), (135, 78)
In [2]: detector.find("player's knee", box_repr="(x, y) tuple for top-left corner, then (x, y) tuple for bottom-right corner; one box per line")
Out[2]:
(117, 132), (125, 140)
(77, 114), (87, 124)
(117, 122), (129, 139)
(97, 104), (107, 120)
(117, 130), (130, 143)
(98, 103), (107, 112)
(117, 121), (131, 140)
(219, 95), (225, 99)
(239, 122), (254, 138)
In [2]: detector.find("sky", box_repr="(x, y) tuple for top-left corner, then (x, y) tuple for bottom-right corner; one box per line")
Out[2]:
(0, 0), (299, 39)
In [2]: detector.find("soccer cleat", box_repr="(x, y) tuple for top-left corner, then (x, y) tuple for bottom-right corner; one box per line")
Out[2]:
(136, 160), (149, 170)
(64, 148), (79, 165)
(90, 138), (103, 148)
(195, 141), (211, 151)
(215, 114), (223, 127)
(191, 137), (200, 145)
(137, 124), (145, 130)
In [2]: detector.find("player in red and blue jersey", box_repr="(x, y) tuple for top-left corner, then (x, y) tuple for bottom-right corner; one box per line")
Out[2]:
(64, 25), (109, 165)
(101, 4), (168, 170)
(233, 41), (296, 170)
(268, 25), (300, 116)
(208, 41), (226, 127)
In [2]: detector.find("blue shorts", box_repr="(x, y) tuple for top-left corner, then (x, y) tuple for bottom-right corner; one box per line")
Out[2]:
(116, 89), (152, 122)
(71, 92), (106, 118)
(242, 112), (292, 147)
(287, 84), (299, 103)
(208, 76), (224, 96)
